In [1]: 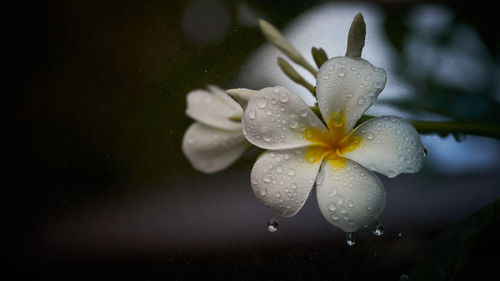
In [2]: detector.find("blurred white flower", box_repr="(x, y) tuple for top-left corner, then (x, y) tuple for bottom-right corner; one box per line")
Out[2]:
(242, 57), (425, 232)
(182, 86), (251, 173)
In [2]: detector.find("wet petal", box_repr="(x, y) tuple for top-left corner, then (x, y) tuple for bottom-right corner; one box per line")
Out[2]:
(316, 57), (386, 132)
(242, 86), (327, 150)
(250, 147), (323, 217)
(340, 116), (425, 178)
(186, 86), (242, 131)
(182, 122), (250, 173)
(316, 159), (386, 232)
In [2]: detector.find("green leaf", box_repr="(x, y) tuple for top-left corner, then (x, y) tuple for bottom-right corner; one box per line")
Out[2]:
(277, 57), (316, 95)
(409, 198), (500, 281)
(311, 47), (328, 68)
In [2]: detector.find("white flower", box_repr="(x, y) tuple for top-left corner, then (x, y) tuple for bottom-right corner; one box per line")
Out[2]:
(182, 85), (251, 173)
(242, 57), (425, 232)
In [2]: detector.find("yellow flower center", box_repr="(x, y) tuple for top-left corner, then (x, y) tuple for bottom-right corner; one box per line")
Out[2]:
(303, 112), (361, 169)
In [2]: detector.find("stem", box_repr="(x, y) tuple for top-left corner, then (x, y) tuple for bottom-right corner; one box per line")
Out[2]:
(358, 115), (500, 139)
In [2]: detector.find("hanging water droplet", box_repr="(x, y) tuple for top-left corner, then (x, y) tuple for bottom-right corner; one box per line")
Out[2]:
(423, 147), (428, 157)
(397, 232), (403, 238)
(345, 232), (356, 246)
(267, 218), (279, 232)
(399, 274), (409, 281)
(372, 221), (384, 236)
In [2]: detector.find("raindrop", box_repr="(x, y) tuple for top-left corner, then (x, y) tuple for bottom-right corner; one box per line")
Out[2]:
(337, 67), (346, 77)
(256, 97), (267, 108)
(259, 188), (267, 196)
(372, 221), (384, 236)
(357, 96), (365, 105)
(289, 118), (299, 129)
(263, 174), (271, 183)
(279, 93), (289, 103)
(248, 110), (256, 120)
(345, 232), (356, 246)
(399, 274), (409, 281)
(299, 109), (309, 117)
(267, 218), (279, 232)
(315, 172), (325, 185)
(338, 58), (348, 65)
(328, 202), (336, 211)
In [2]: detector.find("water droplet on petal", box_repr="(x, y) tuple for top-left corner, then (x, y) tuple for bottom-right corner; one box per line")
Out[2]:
(357, 96), (365, 105)
(256, 97), (267, 108)
(337, 67), (346, 77)
(299, 109), (309, 117)
(248, 110), (256, 120)
(328, 202), (336, 211)
(372, 220), (384, 236)
(279, 92), (289, 103)
(289, 118), (298, 129)
(366, 133), (374, 140)
(263, 174), (271, 183)
(267, 218), (279, 232)
(345, 232), (356, 246)
(287, 168), (296, 176)
(315, 172), (325, 185)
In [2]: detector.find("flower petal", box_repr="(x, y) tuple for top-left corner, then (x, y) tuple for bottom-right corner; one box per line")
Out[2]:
(242, 86), (327, 150)
(250, 147), (323, 217)
(316, 57), (386, 132)
(339, 116), (425, 178)
(186, 86), (242, 131)
(316, 159), (386, 232)
(182, 122), (250, 173)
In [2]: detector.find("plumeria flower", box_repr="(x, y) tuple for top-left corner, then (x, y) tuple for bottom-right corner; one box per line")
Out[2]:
(242, 57), (425, 232)
(182, 85), (251, 173)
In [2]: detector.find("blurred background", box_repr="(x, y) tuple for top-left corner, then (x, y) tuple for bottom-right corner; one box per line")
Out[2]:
(5, 0), (500, 280)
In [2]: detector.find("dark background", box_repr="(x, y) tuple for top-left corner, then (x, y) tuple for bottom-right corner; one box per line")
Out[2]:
(5, 1), (500, 280)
